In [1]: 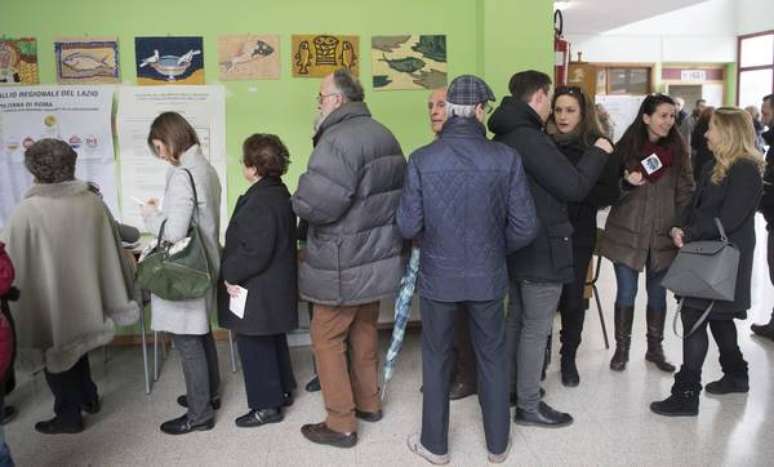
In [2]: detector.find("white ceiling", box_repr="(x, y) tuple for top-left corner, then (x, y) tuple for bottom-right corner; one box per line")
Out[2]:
(557, 0), (711, 34)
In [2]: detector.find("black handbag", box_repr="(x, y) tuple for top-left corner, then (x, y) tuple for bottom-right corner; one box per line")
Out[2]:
(661, 218), (740, 337)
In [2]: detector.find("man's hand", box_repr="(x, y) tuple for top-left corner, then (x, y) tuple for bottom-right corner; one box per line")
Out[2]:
(594, 138), (614, 154)
(624, 170), (647, 186)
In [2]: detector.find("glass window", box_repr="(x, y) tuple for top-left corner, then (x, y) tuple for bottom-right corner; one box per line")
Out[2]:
(740, 34), (774, 68)
(739, 68), (774, 110)
(607, 68), (649, 95)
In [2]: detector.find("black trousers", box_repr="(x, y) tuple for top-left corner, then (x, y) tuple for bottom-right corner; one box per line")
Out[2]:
(452, 307), (476, 387)
(420, 297), (509, 456)
(681, 307), (745, 381)
(237, 333), (297, 410)
(44, 354), (98, 425)
(558, 243), (594, 352)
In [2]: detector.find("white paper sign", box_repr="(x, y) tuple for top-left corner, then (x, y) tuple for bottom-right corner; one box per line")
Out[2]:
(229, 286), (249, 319)
(595, 94), (647, 143)
(0, 86), (117, 228)
(116, 85), (227, 233)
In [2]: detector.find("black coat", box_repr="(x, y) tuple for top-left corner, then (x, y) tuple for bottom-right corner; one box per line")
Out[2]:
(218, 177), (299, 335)
(679, 159), (762, 319)
(691, 120), (713, 183)
(553, 137), (621, 250)
(757, 129), (774, 226)
(488, 97), (607, 283)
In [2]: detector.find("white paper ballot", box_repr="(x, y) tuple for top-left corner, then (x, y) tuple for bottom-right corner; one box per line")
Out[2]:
(229, 286), (249, 319)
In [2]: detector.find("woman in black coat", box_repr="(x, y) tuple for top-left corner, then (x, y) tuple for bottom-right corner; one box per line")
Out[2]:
(651, 108), (764, 417)
(546, 86), (619, 387)
(218, 134), (298, 427)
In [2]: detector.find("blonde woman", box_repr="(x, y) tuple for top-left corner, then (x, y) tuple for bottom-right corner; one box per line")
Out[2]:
(651, 108), (764, 417)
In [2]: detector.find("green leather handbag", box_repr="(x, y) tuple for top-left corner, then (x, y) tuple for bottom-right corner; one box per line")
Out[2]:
(137, 169), (212, 301)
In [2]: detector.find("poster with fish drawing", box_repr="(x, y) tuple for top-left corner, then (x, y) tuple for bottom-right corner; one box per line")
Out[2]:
(291, 35), (359, 78)
(218, 35), (279, 81)
(371, 35), (447, 91)
(135, 36), (204, 85)
(55, 37), (120, 84)
(0, 38), (39, 85)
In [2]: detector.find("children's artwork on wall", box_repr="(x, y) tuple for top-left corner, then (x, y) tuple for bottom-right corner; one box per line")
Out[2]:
(0, 38), (39, 85)
(55, 37), (120, 84)
(371, 35), (447, 91)
(218, 35), (280, 81)
(292, 35), (359, 78)
(135, 36), (204, 85)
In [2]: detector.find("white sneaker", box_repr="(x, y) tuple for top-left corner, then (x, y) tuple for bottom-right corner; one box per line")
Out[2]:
(407, 433), (450, 465)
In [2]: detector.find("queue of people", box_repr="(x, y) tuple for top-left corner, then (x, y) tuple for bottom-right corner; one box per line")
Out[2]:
(0, 65), (771, 465)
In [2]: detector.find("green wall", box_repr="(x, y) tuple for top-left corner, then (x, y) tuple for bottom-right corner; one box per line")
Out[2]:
(725, 63), (737, 106)
(2, 0), (553, 211)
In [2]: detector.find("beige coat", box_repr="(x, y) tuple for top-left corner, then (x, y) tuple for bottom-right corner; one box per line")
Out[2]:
(1, 181), (140, 373)
(142, 146), (221, 335)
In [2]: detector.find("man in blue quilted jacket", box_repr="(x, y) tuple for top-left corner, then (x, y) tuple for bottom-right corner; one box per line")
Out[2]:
(397, 75), (538, 465)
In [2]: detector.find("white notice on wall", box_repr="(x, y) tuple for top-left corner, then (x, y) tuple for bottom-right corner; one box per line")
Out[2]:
(0, 86), (117, 228)
(595, 94), (646, 143)
(116, 85), (227, 233)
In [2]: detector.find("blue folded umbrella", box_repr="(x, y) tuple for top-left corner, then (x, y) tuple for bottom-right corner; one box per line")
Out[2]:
(380, 245), (420, 401)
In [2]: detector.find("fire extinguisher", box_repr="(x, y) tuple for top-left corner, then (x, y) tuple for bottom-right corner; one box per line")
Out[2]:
(554, 9), (570, 86)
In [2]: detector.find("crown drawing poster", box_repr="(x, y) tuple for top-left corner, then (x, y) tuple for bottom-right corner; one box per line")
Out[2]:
(291, 35), (359, 78)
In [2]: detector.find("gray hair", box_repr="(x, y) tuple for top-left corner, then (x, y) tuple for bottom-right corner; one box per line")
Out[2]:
(24, 138), (77, 184)
(446, 102), (477, 119)
(333, 68), (364, 102)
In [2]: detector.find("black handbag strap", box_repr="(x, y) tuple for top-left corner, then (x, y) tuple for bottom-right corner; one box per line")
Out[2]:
(672, 299), (715, 339)
(154, 168), (200, 243)
(182, 169), (201, 227)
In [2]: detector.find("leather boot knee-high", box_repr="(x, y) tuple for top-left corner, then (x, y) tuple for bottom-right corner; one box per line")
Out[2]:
(610, 304), (634, 371)
(645, 307), (676, 373)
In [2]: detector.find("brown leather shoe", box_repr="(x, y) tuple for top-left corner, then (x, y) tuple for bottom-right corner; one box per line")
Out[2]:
(355, 409), (383, 422)
(301, 422), (357, 448)
(449, 382), (476, 401)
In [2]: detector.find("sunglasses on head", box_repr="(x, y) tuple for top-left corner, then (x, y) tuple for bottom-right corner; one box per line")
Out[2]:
(555, 86), (584, 98)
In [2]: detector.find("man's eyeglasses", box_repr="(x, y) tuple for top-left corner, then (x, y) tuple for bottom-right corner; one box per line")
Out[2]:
(317, 92), (341, 104)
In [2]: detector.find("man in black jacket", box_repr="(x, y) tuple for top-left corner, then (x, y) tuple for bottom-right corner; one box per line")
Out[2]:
(753, 93), (774, 341)
(488, 70), (612, 427)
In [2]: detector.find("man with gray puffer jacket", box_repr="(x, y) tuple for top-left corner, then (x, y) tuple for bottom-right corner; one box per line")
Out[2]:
(293, 69), (406, 448)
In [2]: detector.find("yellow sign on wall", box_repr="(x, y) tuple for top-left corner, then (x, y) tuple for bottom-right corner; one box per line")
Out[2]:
(291, 34), (359, 78)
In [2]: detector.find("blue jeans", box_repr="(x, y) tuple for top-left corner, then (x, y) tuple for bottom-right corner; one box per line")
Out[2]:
(0, 399), (13, 467)
(613, 262), (667, 312)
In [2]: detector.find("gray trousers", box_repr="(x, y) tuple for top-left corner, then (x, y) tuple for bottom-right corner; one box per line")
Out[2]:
(172, 331), (221, 424)
(506, 280), (562, 412)
(420, 297), (510, 456)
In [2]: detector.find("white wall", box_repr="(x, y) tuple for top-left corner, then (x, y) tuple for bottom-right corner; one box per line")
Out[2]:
(737, 0), (774, 35)
(567, 0), (737, 63)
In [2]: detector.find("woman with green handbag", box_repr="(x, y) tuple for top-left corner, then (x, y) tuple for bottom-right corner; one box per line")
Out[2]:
(140, 112), (222, 435)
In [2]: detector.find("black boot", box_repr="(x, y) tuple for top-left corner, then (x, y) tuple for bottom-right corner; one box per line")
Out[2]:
(751, 309), (774, 342)
(560, 346), (580, 387)
(610, 304), (634, 371)
(645, 307), (676, 373)
(650, 367), (701, 417)
(706, 352), (749, 395)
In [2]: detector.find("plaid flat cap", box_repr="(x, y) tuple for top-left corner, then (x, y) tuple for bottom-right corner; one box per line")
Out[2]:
(447, 75), (496, 106)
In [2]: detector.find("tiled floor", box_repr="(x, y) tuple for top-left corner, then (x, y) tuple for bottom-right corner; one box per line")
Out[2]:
(5, 217), (774, 466)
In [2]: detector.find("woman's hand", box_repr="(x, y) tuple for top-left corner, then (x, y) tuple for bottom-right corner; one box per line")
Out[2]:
(670, 227), (685, 248)
(224, 281), (242, 298)
(624, 170), (647, 186)
(594, 138), (614, 154)
(140, 198), (160, 218)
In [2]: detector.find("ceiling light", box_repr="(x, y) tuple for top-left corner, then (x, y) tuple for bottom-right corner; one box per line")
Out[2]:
(554, 1), (572, 9)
